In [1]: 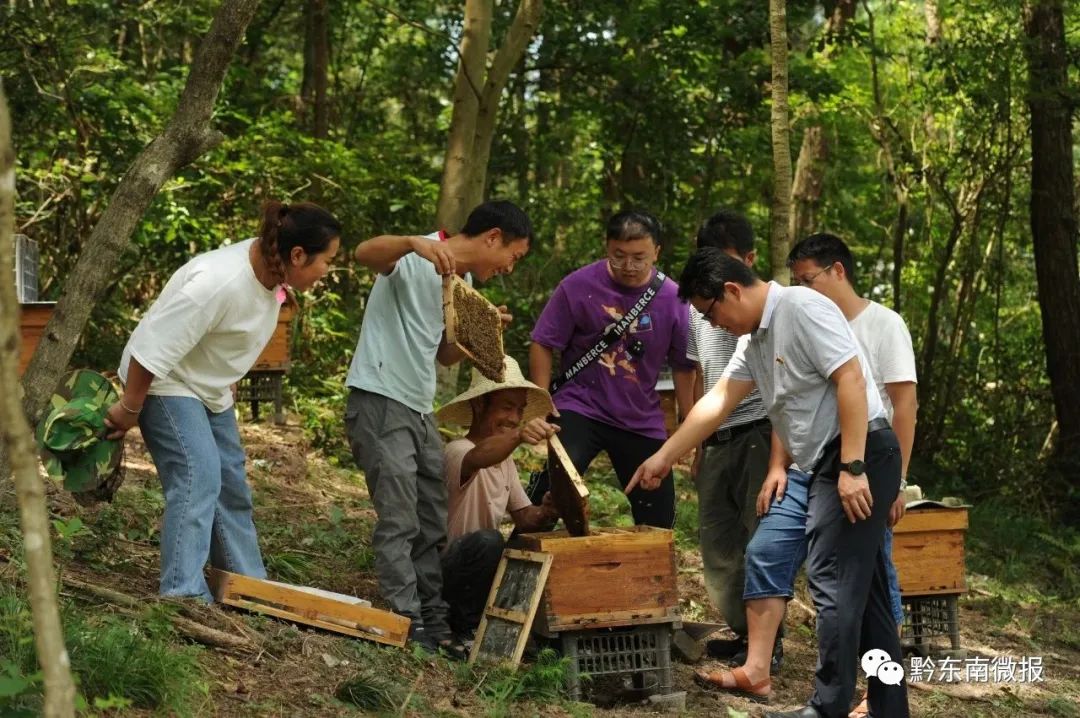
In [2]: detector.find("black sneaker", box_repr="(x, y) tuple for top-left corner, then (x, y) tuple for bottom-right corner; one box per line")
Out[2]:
(408, 625), (440, 654)
(426, 628), (469, 662)
(706, 636), (748, 659)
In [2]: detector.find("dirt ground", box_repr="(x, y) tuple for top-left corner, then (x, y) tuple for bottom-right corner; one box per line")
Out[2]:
(31, 420), (1080, 717)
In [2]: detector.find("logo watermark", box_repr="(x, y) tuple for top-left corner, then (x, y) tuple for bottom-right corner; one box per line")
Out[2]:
(909, 655), (1044, 684)
(860, 650), (1046, 685)
(861, 649), (905, 685)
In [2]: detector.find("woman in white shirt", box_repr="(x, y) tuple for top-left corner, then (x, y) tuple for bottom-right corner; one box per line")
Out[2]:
(105, 201), (341, 601)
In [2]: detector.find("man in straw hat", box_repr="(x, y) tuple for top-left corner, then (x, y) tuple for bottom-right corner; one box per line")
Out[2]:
(436, 355), (562, 640)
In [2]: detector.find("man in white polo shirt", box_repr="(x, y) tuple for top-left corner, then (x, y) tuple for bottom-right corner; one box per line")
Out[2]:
(628, 248), (909, 718)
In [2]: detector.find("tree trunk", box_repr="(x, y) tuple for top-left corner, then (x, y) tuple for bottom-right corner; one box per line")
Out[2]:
(435, 0), (492, 233)
(310, 0), (330, 139)
(788, 1), (851, 245)
(789, 123), (827, 241)
(891, 191), (908, 311)
(463, 0), (543, 212)
(0, 82), (77, 718)
(925, 0), (942, 45)
(768, 0), (792, 283)
(1023, 0), (1080, 463)
(301, 0), (315, 104)
(17, 0), (262, 431)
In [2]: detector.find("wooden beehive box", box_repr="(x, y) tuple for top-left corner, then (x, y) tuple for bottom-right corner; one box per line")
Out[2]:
(516, 526), (679, 635)
(19, 302), (56, 376)
(892, 506), (968, 596)
(250, 304), (296, 371)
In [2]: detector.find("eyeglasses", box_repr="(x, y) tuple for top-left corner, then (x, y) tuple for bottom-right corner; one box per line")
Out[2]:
(697, 297), (718, 318)
(791, 266), (830, 287)
(609, 256), (649, 271)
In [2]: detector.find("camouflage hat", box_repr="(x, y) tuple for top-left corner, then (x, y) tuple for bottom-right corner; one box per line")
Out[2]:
(35, 369), (125, 504)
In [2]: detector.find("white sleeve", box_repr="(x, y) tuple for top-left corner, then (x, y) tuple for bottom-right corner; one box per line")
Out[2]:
(721, 334), (754, 382)
(127, 289), (222, 379)
(875, 313), (918, 384)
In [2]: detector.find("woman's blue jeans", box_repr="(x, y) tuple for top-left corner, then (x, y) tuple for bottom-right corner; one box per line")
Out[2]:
(140, 395), (266, 602)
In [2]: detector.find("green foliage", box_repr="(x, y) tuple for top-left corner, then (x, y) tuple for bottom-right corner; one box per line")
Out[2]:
(0, 586), (207, 715)
(477, 648), (569, 707)
(335, 671), (412, 713)
(967, 500), (1080, 604)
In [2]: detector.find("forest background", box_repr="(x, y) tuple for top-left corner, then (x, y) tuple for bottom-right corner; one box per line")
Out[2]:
(6, 0), (1077, 517)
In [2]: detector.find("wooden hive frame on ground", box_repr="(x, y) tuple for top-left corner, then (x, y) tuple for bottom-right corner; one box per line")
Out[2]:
(209, 569), (410, 647)
(442, 275), (505, 382)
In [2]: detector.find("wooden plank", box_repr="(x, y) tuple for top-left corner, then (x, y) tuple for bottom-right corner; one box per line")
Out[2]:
(208, 569), (409, 647)
(520, 525), (672, 552)
(893, 531), (967, 595)
(470, 549), (552, 668)
(894, 508), (968, 534)
(541, 607), (680, 634)
(485, 606), (529, 624)
(546, 435), (590, 537)
(18, 303), (54, 376)
(251, 305), (295, 371)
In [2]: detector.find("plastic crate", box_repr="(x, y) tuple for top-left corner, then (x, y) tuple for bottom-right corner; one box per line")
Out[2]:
(559, 623), (673, 702)
(236, 371), (285, 424)
(901, 594), (961, 656)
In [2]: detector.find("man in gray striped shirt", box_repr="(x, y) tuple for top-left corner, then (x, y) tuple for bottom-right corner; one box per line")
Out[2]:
(687, 211), (775, 664)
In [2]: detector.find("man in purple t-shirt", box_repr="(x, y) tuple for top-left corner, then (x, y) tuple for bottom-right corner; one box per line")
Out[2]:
(526, 210), (696, 527)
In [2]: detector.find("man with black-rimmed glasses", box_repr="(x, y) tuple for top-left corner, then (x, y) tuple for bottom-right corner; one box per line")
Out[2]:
(526, 210), (696, 528)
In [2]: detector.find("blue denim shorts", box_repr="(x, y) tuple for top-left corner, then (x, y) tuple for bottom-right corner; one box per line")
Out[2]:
(743, 467), (905, 624)
(743, 468), (812, 600)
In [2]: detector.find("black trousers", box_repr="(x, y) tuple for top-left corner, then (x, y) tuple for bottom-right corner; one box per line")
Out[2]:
(440, 529), (505, 634)
(524, 410), (675, 529)
(806, 427), (910, 718)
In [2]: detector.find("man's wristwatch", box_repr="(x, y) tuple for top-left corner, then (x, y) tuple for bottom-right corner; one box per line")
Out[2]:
(839, 459), (867, 476)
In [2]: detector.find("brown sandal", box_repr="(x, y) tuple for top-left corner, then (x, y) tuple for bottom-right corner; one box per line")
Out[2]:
(693, 665), (771, 704)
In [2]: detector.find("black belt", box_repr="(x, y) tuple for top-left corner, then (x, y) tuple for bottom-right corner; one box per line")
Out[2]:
(704, 417), (772, 447)
(868, 417), (890, 433)
(812, 417), (893, 474)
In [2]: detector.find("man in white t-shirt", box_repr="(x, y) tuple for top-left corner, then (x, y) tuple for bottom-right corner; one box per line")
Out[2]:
(435, 356), (561, 638)
(627, 248), (909, 718)
(345, 201), (533, 657)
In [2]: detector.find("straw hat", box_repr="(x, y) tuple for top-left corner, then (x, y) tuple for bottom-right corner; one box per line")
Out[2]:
(436, 356), (554, 428)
